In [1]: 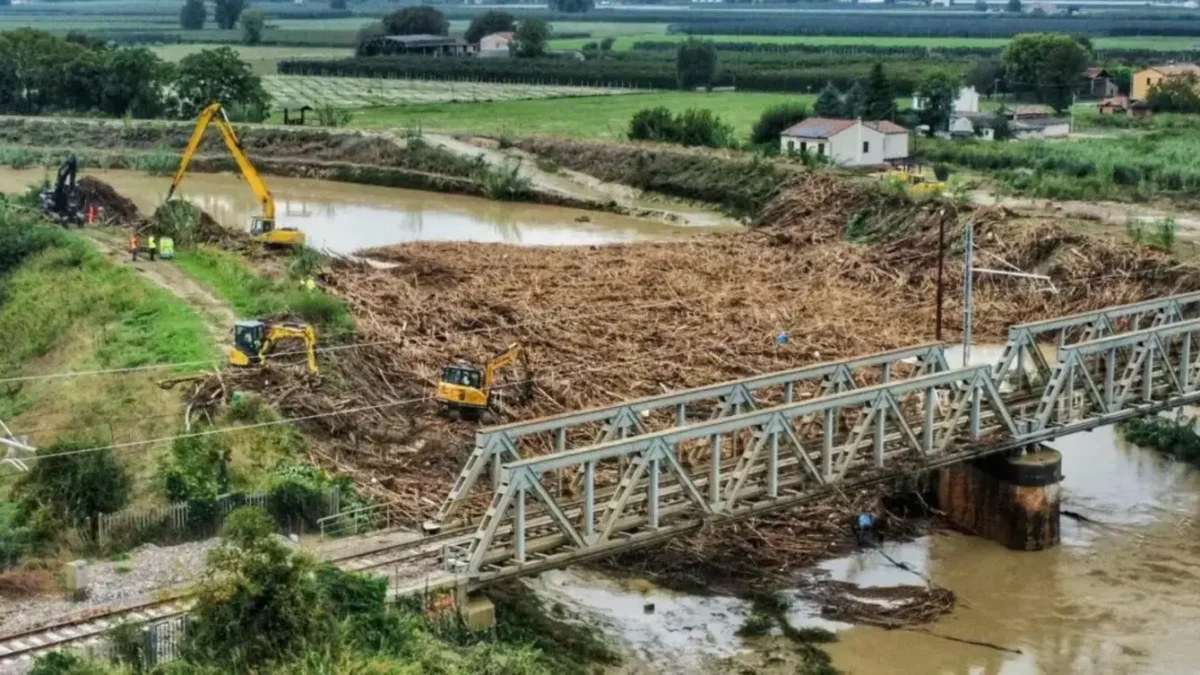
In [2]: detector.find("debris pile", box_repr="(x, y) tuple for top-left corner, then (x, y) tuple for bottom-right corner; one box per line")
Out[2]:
(809, 581), (956, 628)
(77, 176), (141, 224)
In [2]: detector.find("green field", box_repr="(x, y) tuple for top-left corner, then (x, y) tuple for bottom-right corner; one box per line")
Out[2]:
(349, 91), (820, 140)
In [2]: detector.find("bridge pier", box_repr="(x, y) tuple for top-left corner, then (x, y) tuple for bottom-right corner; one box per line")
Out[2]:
(936, 446), (1062, 551)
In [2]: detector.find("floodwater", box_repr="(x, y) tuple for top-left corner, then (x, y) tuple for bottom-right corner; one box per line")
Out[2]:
(535, 342), (1200, 674)
(0, 168), (725, 253)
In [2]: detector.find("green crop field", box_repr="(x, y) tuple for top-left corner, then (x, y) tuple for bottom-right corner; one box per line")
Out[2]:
(153, 45), (351, 74)
(263, 75), (636, 107)
(347, 91), (825, 140)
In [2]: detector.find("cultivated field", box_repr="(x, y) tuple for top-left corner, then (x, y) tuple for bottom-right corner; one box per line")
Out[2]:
(263, 75), (636, 108)
(549, 33), (1200, 52)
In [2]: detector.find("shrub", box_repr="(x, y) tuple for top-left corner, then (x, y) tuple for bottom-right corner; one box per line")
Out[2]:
(315, 104), (353, 127)
(628, 106), (678, 143)
(675, 108), (734, 148)
(933, 164), (951, 181)
(479, 161), (533, 200)
(15, 436), (129, 531)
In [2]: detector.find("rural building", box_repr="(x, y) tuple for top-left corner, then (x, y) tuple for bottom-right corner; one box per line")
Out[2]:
(360, 34), (474, 57)
(779, 118), (909, 167)
(1132, 63), (1200, 100)
(949, 112), (997, 140)
(1097, 96), (1152, 118)
(911, 86), (980, 114)
(1009, 111), (1070, 139)
(479, 32), (513, 58)
(1081, 68), (1119, 99)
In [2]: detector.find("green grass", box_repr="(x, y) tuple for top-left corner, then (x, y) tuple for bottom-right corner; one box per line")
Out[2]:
(348, 91), (915, 141)
(175, 246), (353, 337)
(0, 235), (213, 374)
(350, 92), (818, 140)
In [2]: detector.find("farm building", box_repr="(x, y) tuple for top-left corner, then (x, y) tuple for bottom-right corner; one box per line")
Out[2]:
(479, 32), (513, 58)
(779, 118), (909, 167)
(1132, 63), (1200, 100)
(1081, 68), (1119, 99)
(360, 34), (474, 57)
(1097, 96), (1152, 118)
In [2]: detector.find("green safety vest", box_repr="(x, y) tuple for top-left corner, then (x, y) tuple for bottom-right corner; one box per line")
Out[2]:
(159, 237), (175, 257)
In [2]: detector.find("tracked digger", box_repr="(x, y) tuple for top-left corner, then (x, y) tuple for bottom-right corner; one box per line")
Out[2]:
(168, 103), (305, 247)
(230, 320), (319, 375)
(38, 154), (82, 226)
(436, 343), (533, 420)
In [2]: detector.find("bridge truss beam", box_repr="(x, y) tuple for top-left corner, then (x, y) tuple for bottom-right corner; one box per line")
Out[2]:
(434, 343), (949, 524)
(450, 315), (1200, 586)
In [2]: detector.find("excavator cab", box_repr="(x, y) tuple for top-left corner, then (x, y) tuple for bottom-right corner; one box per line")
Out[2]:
(435, 344), (531, 420)
(230, 319), (319, 375)
(251, 215), (305, 247)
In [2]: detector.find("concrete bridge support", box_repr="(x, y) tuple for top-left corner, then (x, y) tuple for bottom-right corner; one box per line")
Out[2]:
(936, 446), (1062, 551)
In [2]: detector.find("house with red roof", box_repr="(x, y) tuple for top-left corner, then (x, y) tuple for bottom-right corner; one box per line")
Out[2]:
(778, 118), (909, 167)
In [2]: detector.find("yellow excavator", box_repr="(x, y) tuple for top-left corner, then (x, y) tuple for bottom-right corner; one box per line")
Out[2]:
(435, 343), (532, 419)
(230, 320), (319, 375)
(167, 102), (305, 247)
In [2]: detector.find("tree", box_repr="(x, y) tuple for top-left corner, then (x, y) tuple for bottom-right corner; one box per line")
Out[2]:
(814, 82), (844, 117)
(600, 36), (615, 51)
(240, 9), (264, 46)
(330, 0), (347, 8)
(751, 102), (809, 148)
(512, 18), (550, 58)
(1001, 32), (1091, 112)
(965, 59), (1004, 97)
(676, 38), (717, 91)
(179, 0), (206, 30)
(974, 0), (987, 9)
(15, 437), (129, 532)
(1005, 0), (1022, 11)
(214, 0), (245, 30)
(1148, 75), (1200, 113)
(549, 0), (594, 12)
(675, 108), (733, 148)
(916, 70), (961, 135)
(382, 6), (448, 36)
(100, 47), (171, 117)
(354, 22), (385, 57)
(172, 46), (270, 119)
(843, 81), (866, 118)
(861, 63), (895, 120)
(465, 10), (515, 44)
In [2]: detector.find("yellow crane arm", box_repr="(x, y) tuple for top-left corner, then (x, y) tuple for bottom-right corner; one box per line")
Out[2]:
(165, 102), (275, 222)
(260, 324), (318, 375)
(482, 343), (525, 391)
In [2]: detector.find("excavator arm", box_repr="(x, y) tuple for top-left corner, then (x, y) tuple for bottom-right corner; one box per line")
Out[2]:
(166, 102), (275, 223)
(481, 343), (527, 392)
(260, 324), (319, 375)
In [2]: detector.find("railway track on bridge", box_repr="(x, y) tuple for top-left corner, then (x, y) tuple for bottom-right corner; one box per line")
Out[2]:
(0, 526), (475, 667)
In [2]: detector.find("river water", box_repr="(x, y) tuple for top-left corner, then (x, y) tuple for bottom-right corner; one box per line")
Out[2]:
(532, 345), (1200, 675)
(0, 168), (722, 252)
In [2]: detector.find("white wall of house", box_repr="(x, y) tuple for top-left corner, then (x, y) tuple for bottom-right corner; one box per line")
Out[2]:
(949, 117), (975, 134)
(780, 137), (829, 158)
(479, 33), (511, 57)
(912, 86), (980, 114)
(1014, 122), (1069, 140)
(781, 123), (887, 166)
(881, 132), (909, 160)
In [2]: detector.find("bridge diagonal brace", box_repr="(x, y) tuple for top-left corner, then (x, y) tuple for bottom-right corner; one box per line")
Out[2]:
(976, 369), (1020, 435)
(656, 441), (713, 515)
(597, 453), (649, 542)
(836, 402), (880, 480)
(724, 430), (767, 508)
(883, 391), (926, 457)
(525, 474), (586, 550)
(466, 474), (523, 572)
(935, 384), (975, 453)
(779, 418), (826, 485)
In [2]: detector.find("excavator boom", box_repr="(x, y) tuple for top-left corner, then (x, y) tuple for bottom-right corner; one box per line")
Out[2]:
(168, 103), (299, 244)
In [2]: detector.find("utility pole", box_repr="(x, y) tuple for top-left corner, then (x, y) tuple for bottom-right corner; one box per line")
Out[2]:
(935, 214), (946, 342)
(962, 220), (974, 367)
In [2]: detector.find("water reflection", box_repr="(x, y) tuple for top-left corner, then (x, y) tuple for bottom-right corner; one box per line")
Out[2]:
(0, 168), (728, 253)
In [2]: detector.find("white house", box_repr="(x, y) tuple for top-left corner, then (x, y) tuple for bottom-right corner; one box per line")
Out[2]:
(478, 32), (513, 58)
(779, 118), (909, 167)
(912, 86), (981, 114)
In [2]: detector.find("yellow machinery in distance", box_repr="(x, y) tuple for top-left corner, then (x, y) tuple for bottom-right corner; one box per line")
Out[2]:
(880, 168), (945, 198)
(436, 343), (531, 419)
(230, 320), (319, 375)
(167, 102), (305, 247)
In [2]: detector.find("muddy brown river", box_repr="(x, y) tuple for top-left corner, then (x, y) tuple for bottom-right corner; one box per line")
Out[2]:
(535, 346), (1200, 674)
(0, 168), (724, 251)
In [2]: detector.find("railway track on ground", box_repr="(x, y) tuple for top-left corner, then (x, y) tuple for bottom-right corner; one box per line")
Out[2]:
(0, 526), (475, 667)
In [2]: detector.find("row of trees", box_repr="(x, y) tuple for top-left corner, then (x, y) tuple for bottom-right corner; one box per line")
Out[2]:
(811, 64), (899, 121)
(354, 7), (552, 58)
(0, 30), (270, 119)
(179, 0), (247, 30)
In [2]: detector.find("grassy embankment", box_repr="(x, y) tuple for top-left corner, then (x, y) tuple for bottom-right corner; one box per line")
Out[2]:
(0, 200), (213, 503)
(1122, 415), (1200, 466)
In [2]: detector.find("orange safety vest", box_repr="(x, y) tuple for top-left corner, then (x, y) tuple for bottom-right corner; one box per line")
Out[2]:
(129, 236), (139, 250)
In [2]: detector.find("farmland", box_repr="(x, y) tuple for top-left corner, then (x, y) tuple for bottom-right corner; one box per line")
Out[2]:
(154, 45), (351, 75)
(347, 92), (824, 140)
(263, 75), (635, 108)
(548, 33), (1200, 52)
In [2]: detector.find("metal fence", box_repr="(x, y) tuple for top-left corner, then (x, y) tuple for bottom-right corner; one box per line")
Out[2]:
(317, 501), (398, 539)
(66, 616), (189, 668)
(94, 488), (340, 548)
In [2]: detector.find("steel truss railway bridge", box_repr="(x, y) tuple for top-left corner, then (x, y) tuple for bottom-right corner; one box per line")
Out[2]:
(404, 291), (1200, 597)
